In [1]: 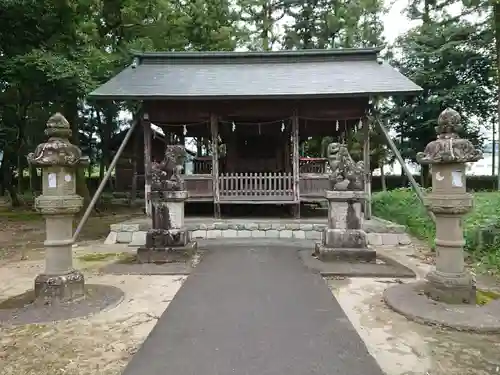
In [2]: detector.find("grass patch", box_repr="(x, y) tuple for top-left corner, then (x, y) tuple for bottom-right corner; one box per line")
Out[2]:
(476, 289), (500, 306)
(0, 209), (41, 222)
(373, 188), (500, 273)
(78, 252), (136, 264)
(77, 252), (123, 262)
(116, 253), (137, 264)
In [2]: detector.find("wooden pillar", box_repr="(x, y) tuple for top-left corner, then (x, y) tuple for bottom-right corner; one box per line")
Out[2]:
(210, 113), (221, 218)
(130, 129), (139, 206)
(292, 112), (300, 218)
(143, 113), (152, 216)
(362, 116), (372, 220)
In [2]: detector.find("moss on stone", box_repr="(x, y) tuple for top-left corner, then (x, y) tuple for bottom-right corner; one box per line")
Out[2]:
(476, 289), (500, 306)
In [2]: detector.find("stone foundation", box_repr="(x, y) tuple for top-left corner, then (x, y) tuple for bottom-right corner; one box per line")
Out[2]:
(424, 270), (476, 304)
(315, 228), (376, 262)
(137, 241), (198, 263)
(314, 243), (376, 262)
(105, 218), (411, 247)
(145, 227), (190, 248)
(34, 269), (85, 305)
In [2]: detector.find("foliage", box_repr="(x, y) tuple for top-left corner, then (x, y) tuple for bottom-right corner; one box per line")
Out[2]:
(0, 0), (244, 204)
(283, 0), (386, 49)
(373, 188), (500, 272)
(388, 0), (495, 166)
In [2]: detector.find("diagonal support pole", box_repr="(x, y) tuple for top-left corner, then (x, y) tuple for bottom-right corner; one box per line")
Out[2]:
(375, 118), (436, 223)
(72, 117), (139, 242)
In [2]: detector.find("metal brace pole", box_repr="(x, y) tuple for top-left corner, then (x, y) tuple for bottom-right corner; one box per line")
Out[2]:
(376, 118), (436, 223)
(72, 117), (138, 242)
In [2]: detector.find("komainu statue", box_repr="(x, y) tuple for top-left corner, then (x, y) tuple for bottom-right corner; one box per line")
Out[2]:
(151, 145), (186, 191)
(326, 142), (364, 191)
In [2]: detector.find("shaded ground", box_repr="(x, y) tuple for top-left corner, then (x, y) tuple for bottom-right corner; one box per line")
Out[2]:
(328, 244), (500, 375)
(0, 207), (143, 262)
(0, 243), (186, 375)
(1, 209), (500, 375)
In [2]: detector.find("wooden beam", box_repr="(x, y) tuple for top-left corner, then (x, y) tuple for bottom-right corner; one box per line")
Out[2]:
(210, 113), (221, 218)
(292, 111), (300, 218)
(143, 113), (153, 216)
(130, 129), (139, 206)
(362, 116), (371, 220)
(145, 98), (368, 124)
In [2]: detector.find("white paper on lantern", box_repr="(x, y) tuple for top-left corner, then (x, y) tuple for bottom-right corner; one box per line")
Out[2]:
(48, 173), (57, 188)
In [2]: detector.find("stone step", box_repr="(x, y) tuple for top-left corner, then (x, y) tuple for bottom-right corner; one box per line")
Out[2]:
(105, 226), (411, 247)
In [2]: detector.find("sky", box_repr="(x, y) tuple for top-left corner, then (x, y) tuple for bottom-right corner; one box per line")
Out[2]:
(383, 0), (414, 43)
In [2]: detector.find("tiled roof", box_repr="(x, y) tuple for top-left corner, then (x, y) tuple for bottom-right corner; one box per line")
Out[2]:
(89, 48), (421, 99)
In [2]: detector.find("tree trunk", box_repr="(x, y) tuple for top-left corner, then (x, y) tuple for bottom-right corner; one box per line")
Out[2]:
(17, 152), (23, 194)
(2, 158), (20, 206)
(494, 2), (500, 190)
(380, 163), (387, 191)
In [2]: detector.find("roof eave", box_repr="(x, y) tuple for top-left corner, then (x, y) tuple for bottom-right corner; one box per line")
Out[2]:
(88, 90), (422, 101)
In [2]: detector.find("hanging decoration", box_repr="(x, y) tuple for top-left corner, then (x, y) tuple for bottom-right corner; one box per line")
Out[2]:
(335, 120), (339, 132)
(281, 121), (285, 133)
(232, 121), (236, 132)
(342, 121), (348, 143)
(183, 125), (187, 136)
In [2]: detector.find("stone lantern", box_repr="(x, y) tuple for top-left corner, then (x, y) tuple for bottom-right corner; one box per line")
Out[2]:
(417, 108), (482, 304)
(27, 113), (89, 304)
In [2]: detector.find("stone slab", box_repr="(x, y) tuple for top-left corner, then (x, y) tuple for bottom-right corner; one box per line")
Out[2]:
(299, 250), (415, 278)
(384, 280), (500, 333)
(323, 228), (368, 249)
(0, 284), (124, 325)
(137, 242), (197, 264)
(104, 231), (117, 245)
(315, 243), (376, 262)
(121, 241), (386, 375)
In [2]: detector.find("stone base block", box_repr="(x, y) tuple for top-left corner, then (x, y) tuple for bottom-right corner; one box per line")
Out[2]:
(34, 270), (85, 305)
(314, 243), (376, 262)
(137, 241), (197, 264)
(145, 227), (189, 248)
(323, 228), (368, 249)
(425, 270), (476, 304)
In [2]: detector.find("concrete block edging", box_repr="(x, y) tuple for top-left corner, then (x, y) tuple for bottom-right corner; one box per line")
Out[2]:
(105, 222), (411, 247)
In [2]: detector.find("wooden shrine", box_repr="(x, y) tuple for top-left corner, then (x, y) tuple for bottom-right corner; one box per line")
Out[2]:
(89, 48), (421, 217)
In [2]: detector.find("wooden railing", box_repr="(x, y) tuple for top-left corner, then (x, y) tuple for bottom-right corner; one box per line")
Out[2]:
(299, 173), (329, 199)
(219, 172), (294, 202)
(184, 174), (213, 200)
(299, 158), (327, 174)
(193, 158), (212, 174)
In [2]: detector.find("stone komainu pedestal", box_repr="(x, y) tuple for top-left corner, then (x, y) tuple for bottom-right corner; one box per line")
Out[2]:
(137, 143), (196, 264)
(315, 190), (375, 262)
(26, 113), (89, 304)
(417, 108), (483, 304)
(138, 190), (196, 263)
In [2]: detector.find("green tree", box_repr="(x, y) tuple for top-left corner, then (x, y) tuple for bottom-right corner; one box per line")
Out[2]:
(236, 0), (287, 50)
(283, 0), (386, 49)
(389, 0), (494, 187)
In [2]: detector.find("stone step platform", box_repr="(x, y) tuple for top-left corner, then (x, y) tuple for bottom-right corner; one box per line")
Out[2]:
(104, 216), (411, 247)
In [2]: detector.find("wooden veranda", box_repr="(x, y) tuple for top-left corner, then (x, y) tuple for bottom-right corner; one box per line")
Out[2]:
(89, 48), (421, 218)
